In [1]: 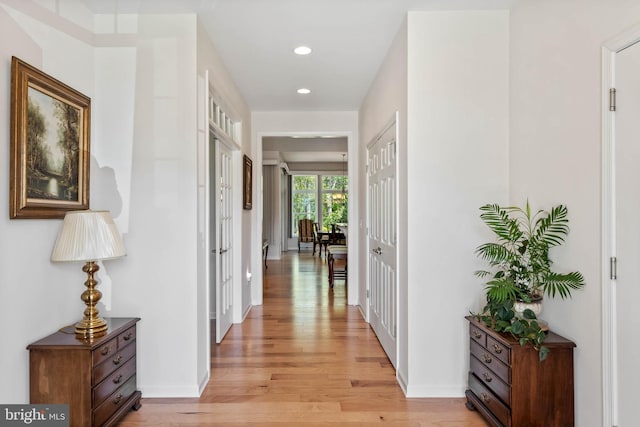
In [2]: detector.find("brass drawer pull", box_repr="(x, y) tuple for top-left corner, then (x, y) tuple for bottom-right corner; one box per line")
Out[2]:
(113, 394), (123, 405)
(482, 372), (493, 383)
(480, 392), (490, 403)
(113, 355), (123, 365)
(472, 329), (482, 339)
(113, 374), (123, 384)
(483, 353), (492, 363)
(123, 332), (133, 341)
(492, 344), (503, 354)
(101, 346), (111, 356)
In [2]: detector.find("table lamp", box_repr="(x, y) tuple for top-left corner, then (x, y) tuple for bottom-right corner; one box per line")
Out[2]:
(51, 210), (126, 338)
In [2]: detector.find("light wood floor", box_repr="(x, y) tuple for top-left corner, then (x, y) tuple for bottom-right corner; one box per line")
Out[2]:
(120, 252), (487, 426)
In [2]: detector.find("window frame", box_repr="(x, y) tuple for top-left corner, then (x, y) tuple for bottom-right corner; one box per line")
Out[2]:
(291, 173), (348, 236)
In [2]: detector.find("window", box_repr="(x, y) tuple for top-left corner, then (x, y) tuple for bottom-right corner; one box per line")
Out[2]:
(321, 175), (348, 231)
(292, 175), (317, 235)
(291, 174), (348, 235)
(209, 99), (240, 142)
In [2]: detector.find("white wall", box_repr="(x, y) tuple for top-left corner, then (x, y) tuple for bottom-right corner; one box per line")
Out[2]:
(196, 21), (253, 391)
(360, 10), (510, 398)
(0, 1), (218, 400)
(0, 1), (95, 404)
(405, 11), (509, 396)
(251, 111), (359, 306)
(109, 13), (200, 397)
(358, 17), (409, 388)
(509, 1), (640, 425)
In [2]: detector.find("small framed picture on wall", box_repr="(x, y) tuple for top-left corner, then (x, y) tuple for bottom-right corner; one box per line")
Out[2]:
(243, 155), (252, 210)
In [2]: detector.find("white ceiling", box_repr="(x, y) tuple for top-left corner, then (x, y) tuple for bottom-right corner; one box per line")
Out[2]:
(263, 136), (348, 163)
(80, 0), (516, 162)
(82, 0), (517, 111)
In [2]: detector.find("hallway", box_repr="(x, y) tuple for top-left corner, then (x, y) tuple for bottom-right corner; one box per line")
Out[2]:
(121, 252), (487, 426)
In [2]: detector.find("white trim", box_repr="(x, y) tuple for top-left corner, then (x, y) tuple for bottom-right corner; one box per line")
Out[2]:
(365, 112), (399, 367)
(397, 370), (409, 395)
(232, 148), (243, 324)
(601, 23), (640, 427)
(404, 384), (465, 398)
(254, 130), (359, 306)
(203, 70), (212, 388)
(140, 385), (201, 398)
(205, 76), (244, 345)
(601, 44), (615, 427)
(198, 371), (210, 395)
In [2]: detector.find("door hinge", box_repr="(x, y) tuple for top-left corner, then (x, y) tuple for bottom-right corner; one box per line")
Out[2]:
(367, 289), (370, 298)
(609, 88), (616, 112)
(610, 256), (617, 280)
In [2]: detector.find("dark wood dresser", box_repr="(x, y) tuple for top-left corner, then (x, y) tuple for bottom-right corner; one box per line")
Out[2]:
(465, 316), (575, 427)
(27, 317), (141, 427)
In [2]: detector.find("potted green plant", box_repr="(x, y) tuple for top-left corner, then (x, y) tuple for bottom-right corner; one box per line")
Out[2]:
(474, 201), (585, 360)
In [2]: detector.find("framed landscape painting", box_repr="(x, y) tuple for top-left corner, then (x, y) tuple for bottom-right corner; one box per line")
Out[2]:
(243, 155), (252, 210)
(10, 57), (90, 219)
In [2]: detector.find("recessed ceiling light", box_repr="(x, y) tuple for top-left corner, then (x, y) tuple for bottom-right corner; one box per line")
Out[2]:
(294, 46), (312, 55)
(297, 88), (311, 94)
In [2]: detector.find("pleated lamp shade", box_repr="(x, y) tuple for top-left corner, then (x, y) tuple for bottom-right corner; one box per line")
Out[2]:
(52, 210), (126, 262)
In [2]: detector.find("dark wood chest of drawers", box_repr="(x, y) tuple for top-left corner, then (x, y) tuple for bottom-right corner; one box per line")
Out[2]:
(28, 317), (142, 427)
(465, 316), (575, 427)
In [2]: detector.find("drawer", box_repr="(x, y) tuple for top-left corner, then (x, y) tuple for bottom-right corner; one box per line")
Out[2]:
(93, 375), (137, 427)
(93, 337), (118, 367)
(92, 326), (137, 367)
(469, 323), (487, 347)
(93, 341), (136, 385)
(93, 356), (136, 407)
(470, 354), (510, 405)
(118, 326), (136, 348)
(469, 372), (510, 427)
(487, 335), (510, 365)
(470, 340), (510, 384)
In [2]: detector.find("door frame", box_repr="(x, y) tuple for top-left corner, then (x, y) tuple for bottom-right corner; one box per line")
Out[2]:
(253, 130), (359, 306)
(365, 112), (399, 364)
(205, 100), (242, 341)
(601, 23), (640, 427)
(213, 138), (236, 343)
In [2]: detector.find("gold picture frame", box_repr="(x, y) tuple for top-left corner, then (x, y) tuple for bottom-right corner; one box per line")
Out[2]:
(243, 155), (252, 210)
(10, 57), (90, 219)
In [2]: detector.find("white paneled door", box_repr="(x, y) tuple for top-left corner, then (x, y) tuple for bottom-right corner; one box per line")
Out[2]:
(612, 39), (640, 427)
(367, 117), (397, 368)
(215, 139), (234, 343)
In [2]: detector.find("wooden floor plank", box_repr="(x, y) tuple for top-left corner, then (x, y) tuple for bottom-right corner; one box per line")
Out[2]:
(120, 252), (486, 426)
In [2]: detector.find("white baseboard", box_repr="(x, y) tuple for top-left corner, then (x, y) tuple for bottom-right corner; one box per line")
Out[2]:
(139, 384), (201, 398)
(403, 383), (466, 398)
(397, 371), (409, 395)
(357, 304), (367, 322)
(198, 371), (210, 395)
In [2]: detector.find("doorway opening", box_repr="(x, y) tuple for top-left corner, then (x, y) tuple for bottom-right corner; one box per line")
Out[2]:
(258, 133), (357, 306)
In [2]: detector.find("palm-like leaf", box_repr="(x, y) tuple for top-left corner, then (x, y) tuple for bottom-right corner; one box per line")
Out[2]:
(533, 205), (569, 247)
(474, 270), (492, 278)
(475, 243), (512, 265)
(485, 276), (523, 303)
(541, 271), (585, 299)
(479, 204), (522, 242)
